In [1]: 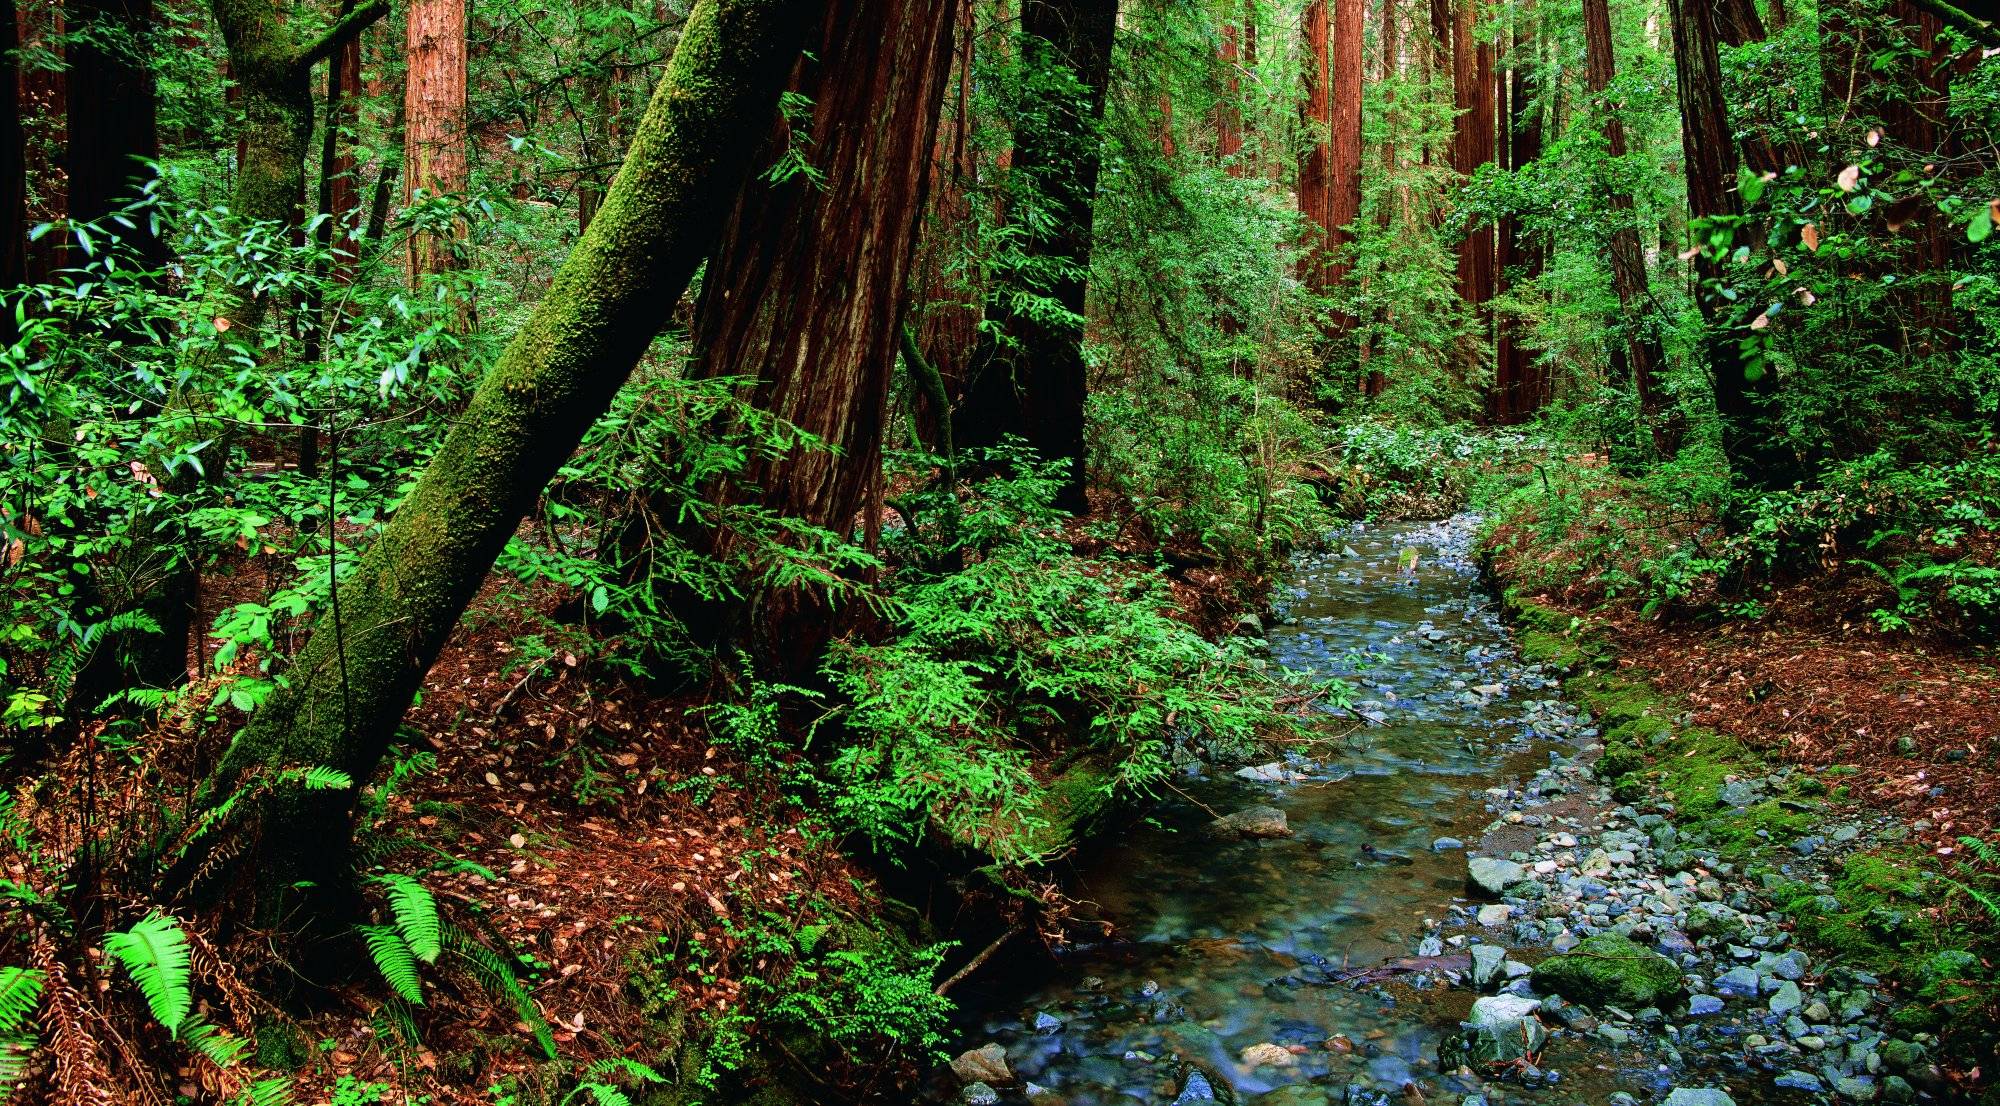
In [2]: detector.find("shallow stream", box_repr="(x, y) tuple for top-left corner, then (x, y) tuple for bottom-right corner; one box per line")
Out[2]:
(937, 517), (1723, 1106)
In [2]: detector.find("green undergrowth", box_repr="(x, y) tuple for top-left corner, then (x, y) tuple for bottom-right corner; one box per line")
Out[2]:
(1489, 584), (2000, 1064)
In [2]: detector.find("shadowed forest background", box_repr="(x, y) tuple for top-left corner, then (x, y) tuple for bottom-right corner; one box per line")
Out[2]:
(1, 0), (1998, 1101)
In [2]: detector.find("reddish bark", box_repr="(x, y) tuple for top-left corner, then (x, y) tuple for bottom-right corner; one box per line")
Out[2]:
(1299, 0), (1332, 290)
(1326, 0), (1364, 320)
(1583, 0), (1665, 435)
(326, 34), (363, 283)
(1218, 22), (1243, 163)
(1668, 0), (1791, 486)
(2, 0), (22, 331)
(1451, 0), (1495, 329)
(404, 0), (466, 278)
(679, 0), (958, 664)
(1493, 14), (1546, 422)
(18, 0), (63, 282)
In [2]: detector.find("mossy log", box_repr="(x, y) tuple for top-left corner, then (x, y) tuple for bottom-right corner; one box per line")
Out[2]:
(194, 0), (820, 921)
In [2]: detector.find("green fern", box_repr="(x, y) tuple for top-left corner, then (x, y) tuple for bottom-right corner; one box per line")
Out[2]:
(369, 996), (422, 1058)
(445, 925), (555, 1060)
(0, 967), (41, 1103)
(562, 1085), (632, 1106)
(183, 1019), (251, 1068)
(106, 912), (193, 1037)
(0, 968), (39, 1036)
(584, 1057), (664, 1085)
(232, 1076), (296, 1106)
(359, 925), (424, 1005)
(372, 874), (441, 962)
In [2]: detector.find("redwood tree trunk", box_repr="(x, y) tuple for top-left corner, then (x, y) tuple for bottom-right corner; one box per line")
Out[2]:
(1298, 0), (1333, 290)
(1584, 0), (1668, 442)
(954, 0), (1117, 513)
(1326, 0), (1364, 323)
(64, 0), (163, 268)
(678, 0), (958, 669)
(2, 0), (24, 339)
(404, 0), (467, 278)
(1667, 0), (1793, 488)
(1217, 21), (1243, 163)
(1501, 14), (1546, 416)
(1452, 0), (1495, 337)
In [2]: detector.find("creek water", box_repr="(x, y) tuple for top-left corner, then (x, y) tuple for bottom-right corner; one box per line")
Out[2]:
(938, 517), (1679, 1106)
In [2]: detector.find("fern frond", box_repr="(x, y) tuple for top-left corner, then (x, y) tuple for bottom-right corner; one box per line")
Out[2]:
(563, 1084), (632, 1106)
(359, 926), (424, 1005)
(444, 925), (555, 1059)
(233, 1076), (295, 1106)
(183, 1019), (251, 1069)
(369, 996), (422, 1057)
(34, 938), (117, 1106)
(583, 1057), (664, 1085)
(282, 766), (354, 791)
(105, 912), (193, 1037)
(0, 969), (40, 1036)
(371, 875), (440, 963)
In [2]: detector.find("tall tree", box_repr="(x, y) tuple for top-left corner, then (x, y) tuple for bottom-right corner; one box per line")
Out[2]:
(1, 0), (23, 342)
(1667, 0), (1793, 487)
(1583, 0), (1668, 441)
(670, 0), (959, 670)
(192, 0), (819, 926)
(209, 0), (387, 317)
(1327, 0), (1364, 326)
(1217, 20), (1243, 163)
(1451, 0), (1496, 331)
(404, 0), (467, 278)
(954, 0), (1118, 512)
(1298, 0), (1333, 288)
(1492, 11), (1545, 421)
(64, 0), (163, 267)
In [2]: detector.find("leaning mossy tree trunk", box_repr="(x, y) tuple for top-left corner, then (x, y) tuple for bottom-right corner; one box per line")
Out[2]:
(191, 0), (819, 927)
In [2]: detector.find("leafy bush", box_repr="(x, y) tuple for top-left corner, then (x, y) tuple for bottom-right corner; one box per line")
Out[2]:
(822, 449), (1323, 862)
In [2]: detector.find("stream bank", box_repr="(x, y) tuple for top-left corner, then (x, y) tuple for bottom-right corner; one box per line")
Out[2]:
(929, 516), (1957, 1106)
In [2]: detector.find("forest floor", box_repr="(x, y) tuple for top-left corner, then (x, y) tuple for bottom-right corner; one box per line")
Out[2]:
(266, 494), (1277, 1103)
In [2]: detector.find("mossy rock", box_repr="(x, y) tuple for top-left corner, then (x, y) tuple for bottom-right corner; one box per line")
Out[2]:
(1596, 741), (1645, 780)
(1530, 933), (1684, 1009)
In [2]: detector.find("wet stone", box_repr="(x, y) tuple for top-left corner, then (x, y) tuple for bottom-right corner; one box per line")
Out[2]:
(951, 1044), (1010, 1085)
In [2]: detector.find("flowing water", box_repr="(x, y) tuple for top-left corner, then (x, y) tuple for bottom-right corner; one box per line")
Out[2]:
(939, 517), (1668, 1106)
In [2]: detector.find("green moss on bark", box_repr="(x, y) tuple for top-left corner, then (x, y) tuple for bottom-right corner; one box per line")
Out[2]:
(195, 0), (821, 921)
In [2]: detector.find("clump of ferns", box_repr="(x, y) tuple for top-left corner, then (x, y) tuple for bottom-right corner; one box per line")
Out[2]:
(0, 763), (353, 1106)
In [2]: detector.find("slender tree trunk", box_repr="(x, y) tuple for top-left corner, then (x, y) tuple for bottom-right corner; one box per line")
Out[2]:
(194, 0), (819, 929)
(1327, 0), (1364, 326)
(1218, 22), (1243, 163)
(1584, 0), (1669, 444)
(2, 0), (24, 342)
(327, 33), (364, 283)
(1497, 9), (1545, 417)
(672, 0), (958, 672)
(1668, 0), (1793, 487)
(954, 0), (1117, 513)
(404, 0), (467, 278)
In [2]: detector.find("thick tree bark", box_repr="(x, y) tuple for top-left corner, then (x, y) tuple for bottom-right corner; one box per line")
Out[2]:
(1583, 0), (1669, 443)
(404, 0), (467, 277)
(326, 34), (364, 283)
(63, 0), (164, 268)
(1326, 0), (1364, 324)
(673, 0), (958, 672)
(912, 0), (978, 445)
(1298, 0), (1333, 289)
(1451, 0), (1495, 335)
(954, 0), (1117, 513)
(1493, 13), (1545, 422)
(1667, 0), (1793, 488)
(195, 0), (818, 926)
(2, 0), (24, 341)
